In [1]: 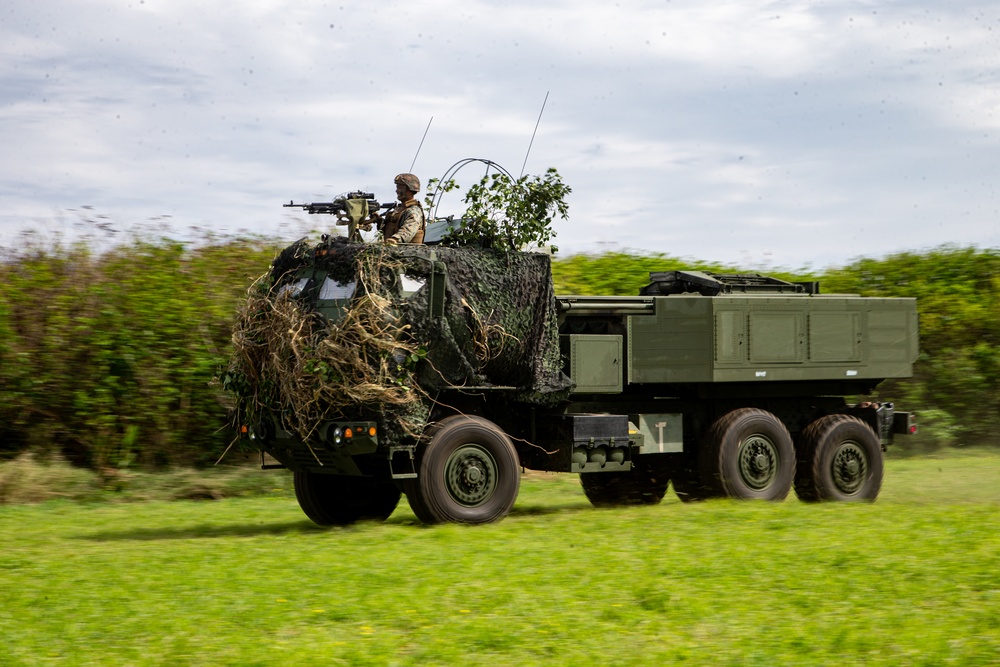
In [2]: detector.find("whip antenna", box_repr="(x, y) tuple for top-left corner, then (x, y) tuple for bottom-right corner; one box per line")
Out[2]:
(409, 116), (434, 172)
(519, 92), (549, 178)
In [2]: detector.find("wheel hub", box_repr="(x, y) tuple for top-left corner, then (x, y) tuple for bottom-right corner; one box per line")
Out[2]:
(464, 465), (483, 484)
(738, 434), (778, 490)
(832, 441), (868, 495)
(444, 444), (498, 507)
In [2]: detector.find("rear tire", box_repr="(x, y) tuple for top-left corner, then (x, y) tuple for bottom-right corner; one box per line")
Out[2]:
(294, 472), (401, 526)
(580, 457), (669, 507)
(701, 408), (795, 500)
(407, 415), (520, 524)
(795, 414), (883, 502)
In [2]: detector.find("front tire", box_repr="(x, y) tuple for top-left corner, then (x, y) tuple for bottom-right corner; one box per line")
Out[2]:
(795, 414), (883, 502)
(407, 415), (520, 524)
(294, 472), (401, 526)
(701, 408), (795, 500)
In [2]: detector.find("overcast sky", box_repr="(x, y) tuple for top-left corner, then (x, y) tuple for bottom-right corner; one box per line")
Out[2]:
(2, 0), (998, 269)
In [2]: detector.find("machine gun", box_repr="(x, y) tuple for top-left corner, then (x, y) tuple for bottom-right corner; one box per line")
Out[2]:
(284, 191), (396, 241)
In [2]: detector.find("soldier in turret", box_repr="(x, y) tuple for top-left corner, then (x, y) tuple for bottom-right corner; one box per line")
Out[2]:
(377, 173), (426, 245)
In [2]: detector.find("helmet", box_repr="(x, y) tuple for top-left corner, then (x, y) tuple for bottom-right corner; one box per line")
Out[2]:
(394, 173), (420, 193)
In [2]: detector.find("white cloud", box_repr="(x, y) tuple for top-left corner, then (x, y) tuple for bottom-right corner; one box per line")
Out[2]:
(1, 0), (998, 268)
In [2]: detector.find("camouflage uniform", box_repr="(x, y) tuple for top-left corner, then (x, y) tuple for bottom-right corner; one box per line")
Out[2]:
(382, 200), (425, 244)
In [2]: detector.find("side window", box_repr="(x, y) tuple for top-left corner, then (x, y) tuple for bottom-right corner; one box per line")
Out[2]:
(318, 278), (357, 301)
(399, 274), (427, 298)
(277, 277), (310, 298)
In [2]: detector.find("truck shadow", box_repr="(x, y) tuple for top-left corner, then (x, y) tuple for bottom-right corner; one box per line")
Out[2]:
(74, 502), (597, 541)
(74, 520), (334, 542)
(507, 501), (593, 517)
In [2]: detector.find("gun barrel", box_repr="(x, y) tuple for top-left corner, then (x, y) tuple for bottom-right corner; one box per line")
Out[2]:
(283, 194), (396, 215)
(283, 201), (347, 215)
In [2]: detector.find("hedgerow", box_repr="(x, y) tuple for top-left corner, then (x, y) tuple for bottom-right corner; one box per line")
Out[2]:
(0, 235), (996, 470)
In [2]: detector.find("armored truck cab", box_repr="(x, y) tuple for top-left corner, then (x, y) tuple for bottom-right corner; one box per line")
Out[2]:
(230, 241), (918, 525)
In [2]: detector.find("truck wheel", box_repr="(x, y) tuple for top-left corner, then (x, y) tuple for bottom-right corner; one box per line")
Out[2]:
(401, 479), (436, 524)
(702, 408), (795, 500)
(294, 472), (401, 526)
(580, 457), (669, 507)
(403, 419), (449, 524)
(794, 415), (883, 502)
(409, 415), (520, 524)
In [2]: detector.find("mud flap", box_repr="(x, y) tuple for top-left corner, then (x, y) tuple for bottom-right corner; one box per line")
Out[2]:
(389, 446), (418, 479)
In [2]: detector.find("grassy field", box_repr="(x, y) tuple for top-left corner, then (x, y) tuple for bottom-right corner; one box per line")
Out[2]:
(1, 450), (998, 667)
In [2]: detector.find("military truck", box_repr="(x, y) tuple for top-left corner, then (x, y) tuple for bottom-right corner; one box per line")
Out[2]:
(229, 231), (918, 526)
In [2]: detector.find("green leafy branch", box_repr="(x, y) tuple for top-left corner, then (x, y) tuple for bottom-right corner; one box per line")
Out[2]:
(433, 168), (570, 252)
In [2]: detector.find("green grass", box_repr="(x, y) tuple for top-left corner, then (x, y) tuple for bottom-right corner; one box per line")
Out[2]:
(1, 451), (998, 666)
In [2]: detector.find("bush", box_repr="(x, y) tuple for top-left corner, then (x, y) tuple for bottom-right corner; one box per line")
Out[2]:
(0, 232), (996, 473)
(0, 235), (280, 468)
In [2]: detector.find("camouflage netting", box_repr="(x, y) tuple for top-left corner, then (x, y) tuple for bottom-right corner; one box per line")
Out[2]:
(226, 237), (572, 446)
